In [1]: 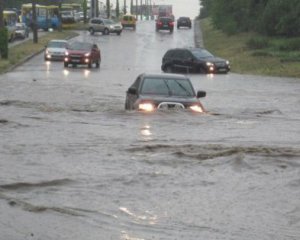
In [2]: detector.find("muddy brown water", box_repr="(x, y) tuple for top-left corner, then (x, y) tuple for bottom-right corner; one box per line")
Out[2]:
(1, 21), (300, 240)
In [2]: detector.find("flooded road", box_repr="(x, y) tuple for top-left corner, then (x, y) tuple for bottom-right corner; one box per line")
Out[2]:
(1, 20), (300, 240)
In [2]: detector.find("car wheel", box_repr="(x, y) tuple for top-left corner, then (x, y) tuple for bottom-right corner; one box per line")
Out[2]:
(165, 65), (173, 73)
(88, 62), (92, 68)
(170, 29), (173, 33)
(96, 60), (100, 68)
(199, 66), (207, 74)
(104, 28), (109, 35)
(64, 62), (68, 67)
(117, 31), (121, 36)
(125, 98), (132, 110)
(89, 28), (94, 35)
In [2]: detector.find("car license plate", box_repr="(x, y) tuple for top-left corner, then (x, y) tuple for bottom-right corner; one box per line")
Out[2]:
(72, 59), (80, 63)
(164, 25), (168, 27)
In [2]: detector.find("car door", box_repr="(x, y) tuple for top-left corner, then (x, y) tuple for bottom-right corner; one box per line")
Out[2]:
(96, 19), (104, 32)
(181, 50), (195, 72)
(173, 49), (186, 71)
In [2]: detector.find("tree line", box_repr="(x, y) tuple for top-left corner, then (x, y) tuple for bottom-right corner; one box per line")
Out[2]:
(199, 0), (300, 37)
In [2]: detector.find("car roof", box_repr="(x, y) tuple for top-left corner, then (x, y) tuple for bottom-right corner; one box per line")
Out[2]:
(49, 39), (68, 43)
(167, 47), (205, 51)
(140, 73), (189, 80)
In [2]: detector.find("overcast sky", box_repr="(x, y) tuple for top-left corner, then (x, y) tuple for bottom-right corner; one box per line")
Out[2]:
(153, 0), (200, 19)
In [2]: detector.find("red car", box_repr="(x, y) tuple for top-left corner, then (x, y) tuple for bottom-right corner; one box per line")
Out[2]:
(156, 17), (174, 33)
(64, 41), (101, 68)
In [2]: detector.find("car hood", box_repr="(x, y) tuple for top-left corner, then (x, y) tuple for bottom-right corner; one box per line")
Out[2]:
(47, 47), (66, 53)
(15, 29), (25, 33)
(199, 56), (226, 63)
(108, 23), (122, 27)
(66, 50), (90, 55)
(139, 94), (199, 106)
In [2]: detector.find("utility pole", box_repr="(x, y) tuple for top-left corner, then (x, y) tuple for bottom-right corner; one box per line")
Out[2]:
(135, 0), (138, 19)
(106, 0), (110, 18)
(32, 0), (38, 43)
(140, 0), (142, 20)
(58, 0), (62, 32)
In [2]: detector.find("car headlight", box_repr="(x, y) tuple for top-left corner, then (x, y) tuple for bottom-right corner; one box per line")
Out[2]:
(85, 52), (91, 57)
(189, 105), (203, 113)
(206, 62), (214, 66)
(226, 60), (230, 65)
(65, 51), (69, 56)
(138, 102), (155, 112)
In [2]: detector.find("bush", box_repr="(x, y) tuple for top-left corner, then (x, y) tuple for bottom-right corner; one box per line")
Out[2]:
(246, 37), (270, 49)
(277, 38), (300, 51)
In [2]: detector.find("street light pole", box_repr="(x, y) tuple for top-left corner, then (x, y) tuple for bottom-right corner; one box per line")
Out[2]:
(32, 0), (38, 43)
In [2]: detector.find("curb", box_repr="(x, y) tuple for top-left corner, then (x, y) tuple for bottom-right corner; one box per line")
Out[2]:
(194, 19), (204, 48)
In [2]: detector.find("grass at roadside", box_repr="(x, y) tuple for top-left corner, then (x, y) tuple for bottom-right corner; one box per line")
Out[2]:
(0, 30), (79, 74)
(200, 18), (300, 78)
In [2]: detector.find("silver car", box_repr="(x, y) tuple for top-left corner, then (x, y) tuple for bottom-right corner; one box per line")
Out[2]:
(44, 39), (68, 61)
(15, 23), (29, 39)
(88, 18), (123, 35)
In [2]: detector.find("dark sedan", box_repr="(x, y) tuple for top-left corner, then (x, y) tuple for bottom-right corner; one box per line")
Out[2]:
(161, 48), (230, 74)
(125, 73), (206, 113)
(177, 17), (192, 29)
(64, 41), (101, 68)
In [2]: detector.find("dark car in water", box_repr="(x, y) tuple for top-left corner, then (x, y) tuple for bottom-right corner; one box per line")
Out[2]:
(177, 17), (192, 29)
(161, 48), (230, 74)
(64, 41), (101, 68)
(125, 73), (206, 113)
(156, 17), (174, 33)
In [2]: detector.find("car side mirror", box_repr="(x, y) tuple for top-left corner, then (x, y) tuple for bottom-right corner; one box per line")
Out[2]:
(197, 91), (206, 98)
(127, 87), (137, 95)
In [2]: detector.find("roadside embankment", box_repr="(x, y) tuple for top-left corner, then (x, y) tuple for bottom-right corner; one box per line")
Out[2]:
(195, 18), (300, 78)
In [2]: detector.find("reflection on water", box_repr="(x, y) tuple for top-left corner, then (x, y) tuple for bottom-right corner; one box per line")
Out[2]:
(140, 124), (152, 140)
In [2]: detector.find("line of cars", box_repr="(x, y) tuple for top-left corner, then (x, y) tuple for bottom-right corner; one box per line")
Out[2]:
(44, 15), (230, 113)
(156, 16), (192, 33)
(44, 39), (101, 69)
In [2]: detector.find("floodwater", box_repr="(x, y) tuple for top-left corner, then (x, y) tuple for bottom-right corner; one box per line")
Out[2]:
(1, 20), (300, 240)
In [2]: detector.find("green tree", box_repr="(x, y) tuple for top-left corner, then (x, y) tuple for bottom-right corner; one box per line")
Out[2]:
(261, 0), (300, 36)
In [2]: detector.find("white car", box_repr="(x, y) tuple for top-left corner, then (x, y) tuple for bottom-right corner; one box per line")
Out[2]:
(44, 39), (68, 61)
(15, 23), (29, 39)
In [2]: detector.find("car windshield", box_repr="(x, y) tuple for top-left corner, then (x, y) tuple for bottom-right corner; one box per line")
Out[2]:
(68, 42), (92, 51)
(103, 19), (115, 24)
(16, 24), (25, 30)
(191, 49), (214, 59)
(141, 77), (194, 97)
(48, 41), (67, 48)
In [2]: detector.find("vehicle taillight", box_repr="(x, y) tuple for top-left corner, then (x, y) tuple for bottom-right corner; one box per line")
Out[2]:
(169, 22), (174, 26)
